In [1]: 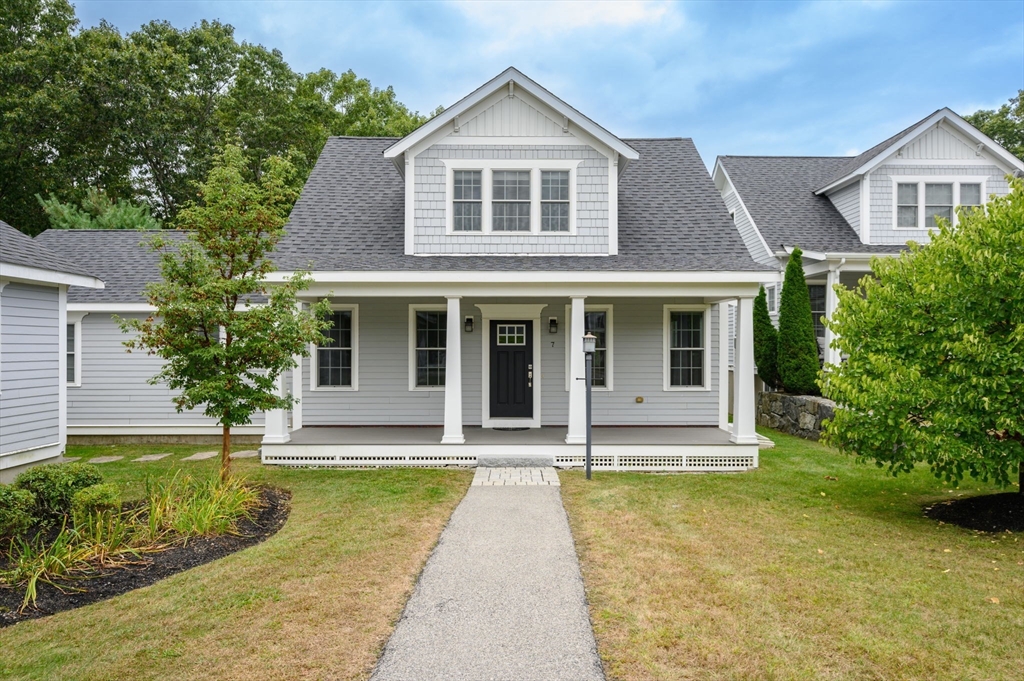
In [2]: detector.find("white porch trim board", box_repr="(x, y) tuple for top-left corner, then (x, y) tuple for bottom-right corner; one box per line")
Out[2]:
(716, 302), (730, 431)
(565, 296), (586, 444)
(442, 296), (464, 443)
(262, 371), (290, 444)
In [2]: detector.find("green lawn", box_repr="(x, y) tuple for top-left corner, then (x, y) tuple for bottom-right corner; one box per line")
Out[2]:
(0, 444), (472, 681)
(561, 429), (1024, 681)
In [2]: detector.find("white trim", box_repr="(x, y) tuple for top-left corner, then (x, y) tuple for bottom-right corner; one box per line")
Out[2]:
(563, 304), (613, 391)
(764, 284), (778, 314)
(269, 270), (772, 285)
(860, 174), (871, 243)
(0, 262), (103, 289)
(404, 156), (415, 255)
(0, 442), (64, 472)
(442, 296), (465, 443)
(66, 311), (87, 387)
(442, 160), (582, 236)
(608, 154), (619, 255)
(310, 304), (359, 391)
(383, 67), (639, 162)
(663, 304), (712, 391)
(67, 302), (154, 312)
(712, 161), (776, 261)
(716, 303), (730, 431)
(68, 424), (265, 436)
(58, 285), (67, 449)
(476, 303), (547, 429)
(814, 109), (1024, 195)
(436, 136), (595, 146)
(890, 176), (987, 230)
(730, 296), (758, 444)
(408, 304), (449, 392)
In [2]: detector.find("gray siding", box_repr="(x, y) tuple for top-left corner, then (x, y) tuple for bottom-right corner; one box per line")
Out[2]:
(828, 182), (861, 236)
(0, 283), (60, 454)
(69, 313), (264, 427)
(868, 164), (1009, 246)
(722, 190), (776, 265)
(413, 144), (609, 254)
(301, 297), (722, 427)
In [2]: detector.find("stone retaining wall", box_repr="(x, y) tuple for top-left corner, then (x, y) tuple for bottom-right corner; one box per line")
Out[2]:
(757, 392), (835, 441)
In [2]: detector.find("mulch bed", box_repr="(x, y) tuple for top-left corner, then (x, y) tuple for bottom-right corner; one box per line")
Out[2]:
(0, 486), (290, 628)
(925, 492), (1024, 533)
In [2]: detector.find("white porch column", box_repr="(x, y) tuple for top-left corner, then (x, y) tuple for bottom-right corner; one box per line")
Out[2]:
(442, 296), (464, 444)
(731, 296), (758, 445)
(291, 301), (304, 431)
(716, 302), (730, 432)
(262, 371), (290, 444)
(566, 295), (587, 444)
(824, 264), (842, 368)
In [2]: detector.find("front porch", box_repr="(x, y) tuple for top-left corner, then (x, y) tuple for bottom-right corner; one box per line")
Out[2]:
(261, 426), (759, 472)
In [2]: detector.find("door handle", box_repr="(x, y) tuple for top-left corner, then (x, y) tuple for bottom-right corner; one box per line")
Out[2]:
(528, 371), (533, 387)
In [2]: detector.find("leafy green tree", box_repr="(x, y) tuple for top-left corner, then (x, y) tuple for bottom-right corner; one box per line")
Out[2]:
(753, 285), (780, 390)
(120, 146), (330, 481)
(821, 178), (1024, 492)
(964, 91), (1023, 161)
(776, 247), (821, 395)
(37, 188), (161, 230)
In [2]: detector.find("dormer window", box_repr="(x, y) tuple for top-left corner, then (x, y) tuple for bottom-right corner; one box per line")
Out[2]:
(492, 171), (531, 231)
(893, 178), (987, 229)
(453, 171), (482, 232)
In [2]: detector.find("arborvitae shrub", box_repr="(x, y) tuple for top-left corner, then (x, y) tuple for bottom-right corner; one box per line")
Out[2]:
(753, 285), (780, 389)
(776, 247), (821, 395)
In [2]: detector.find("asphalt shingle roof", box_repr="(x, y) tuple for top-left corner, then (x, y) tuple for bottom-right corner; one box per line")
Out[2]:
(718, 156), (905, 255)
(0, 220), (97, 279)
(34, 229), (185, 303)
(273, 136), (772, 273)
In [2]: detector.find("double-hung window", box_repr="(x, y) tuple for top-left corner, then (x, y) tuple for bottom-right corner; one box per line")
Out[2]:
(541, 171), (570, 232)
(897, 183), (919, 228)
(924, 183), (953, 228)
(665, 308), (706, 389)
(808, 285), (827, 340)
(413, 309), (447, 388)
(960, 183), (982, 210)
(765, 285), (778, 314)
(66, 323), (77, 385)
(895, 179), (986, 228)
(316, 308), (357, 389)
(585, 311), (608, 388)
(453, 170), (482, 231)
(492, 171), (531, 231)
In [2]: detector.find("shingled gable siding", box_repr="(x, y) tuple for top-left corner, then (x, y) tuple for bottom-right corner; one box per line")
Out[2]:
(67, 313), (264, 428)
(413, 144), (609, 254)
(0, 283), (60, 455)
(300, 297), (722, 427)
(828, 182), (861, 237)
(868, 164), (1009, 246)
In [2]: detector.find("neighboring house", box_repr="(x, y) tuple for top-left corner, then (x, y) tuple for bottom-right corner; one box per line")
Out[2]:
(33, 230), (266, 440)
(33, 68), (773, 471)
(0, 220), (103, 482)
(714, 108), (1024, 366)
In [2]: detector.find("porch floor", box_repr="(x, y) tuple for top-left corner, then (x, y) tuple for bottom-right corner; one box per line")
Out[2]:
(285, 425), (735, 446)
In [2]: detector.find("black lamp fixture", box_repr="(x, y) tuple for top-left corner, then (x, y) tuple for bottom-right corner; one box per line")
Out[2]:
(548, 317), (558, 334)
(464, 316), (474, 333)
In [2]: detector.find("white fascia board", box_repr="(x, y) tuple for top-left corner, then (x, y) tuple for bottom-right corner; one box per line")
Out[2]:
(0, 262), (104, 289)
(68, 302), (155, 312)
(815, 108), (1024, 196)
(266, 270), (770, 285)
(382, 67), (639, 162)
(712, 160), (775, 261)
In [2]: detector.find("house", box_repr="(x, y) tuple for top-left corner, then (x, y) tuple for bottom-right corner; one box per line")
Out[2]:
(38, 68), (771, 471)
(0, 221), (104, 482)
(713, 108), (1024, 366)
(32, 230), (266, 442)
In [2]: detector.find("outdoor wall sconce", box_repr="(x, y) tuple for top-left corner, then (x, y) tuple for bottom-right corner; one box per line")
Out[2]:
(548, 317), (558, 334)
(464, 316), (474, 333)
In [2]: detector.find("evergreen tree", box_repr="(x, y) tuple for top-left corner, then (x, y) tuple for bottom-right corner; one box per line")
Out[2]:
(776, 247), (821, 395)
(753, 285), (779, 390)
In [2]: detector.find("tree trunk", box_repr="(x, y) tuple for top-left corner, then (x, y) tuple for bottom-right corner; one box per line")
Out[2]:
(220, 425), (231, 484)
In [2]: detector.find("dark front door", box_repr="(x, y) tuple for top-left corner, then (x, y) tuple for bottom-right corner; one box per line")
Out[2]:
(490, 320), (533, 418)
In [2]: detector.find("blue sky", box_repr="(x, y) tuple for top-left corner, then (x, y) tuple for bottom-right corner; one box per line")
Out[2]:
(74, 1), (1023, 165)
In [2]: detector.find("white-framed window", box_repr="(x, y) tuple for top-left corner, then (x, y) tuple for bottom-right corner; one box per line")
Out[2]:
(408, 305), (447, 391)
(66, 312), (86, 387)
(663, 305), (710, 390)
(311, 305), (358, 390)
(443, 159), (581, 235)
(808, 285), (827, 340)
(564, 305), (613, 391)
(892, 177), (987, 229)
(765, 284), (778, 314)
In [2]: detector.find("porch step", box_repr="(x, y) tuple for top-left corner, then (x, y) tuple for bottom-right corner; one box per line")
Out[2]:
(476, 453), (556, 468)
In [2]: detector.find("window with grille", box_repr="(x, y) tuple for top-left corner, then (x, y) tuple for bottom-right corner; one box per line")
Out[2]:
(415, 311), (447, 387)
(895, 180), (985, 228)
(765, 285), (777, 314)
(453, 170), (482, 231)
(585, 311), (607, 387)
(496, 324), (526, 345)
(808, 285), (827, 339)
(924, 183), (953, 228)
(317, 310), (353, 387)
(669, 311), (704, 387)
(66, 323), (76, 384)
(492, 170), (531, 231)
(541, 170), (570, 232)
(960, 183), (982, 209)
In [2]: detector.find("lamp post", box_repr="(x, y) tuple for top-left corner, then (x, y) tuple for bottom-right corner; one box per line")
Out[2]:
(582, 332), (596, 480)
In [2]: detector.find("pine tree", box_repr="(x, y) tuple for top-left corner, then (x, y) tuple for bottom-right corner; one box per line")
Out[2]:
(753, 285), (779, 390)
(776, 247), (821, 395)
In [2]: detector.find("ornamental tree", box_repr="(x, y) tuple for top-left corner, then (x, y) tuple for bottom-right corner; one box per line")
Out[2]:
(821, 177), (1024, 492)
(753, 285), (780, 390)
(121, 145), (330, 482)
(776, 247), (821, 395)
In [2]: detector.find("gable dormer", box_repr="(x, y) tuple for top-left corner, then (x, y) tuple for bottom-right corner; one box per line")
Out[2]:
(384, 68), (639, 256)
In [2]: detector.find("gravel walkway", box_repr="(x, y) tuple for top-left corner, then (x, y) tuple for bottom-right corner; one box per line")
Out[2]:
(370, 472), (604, 681)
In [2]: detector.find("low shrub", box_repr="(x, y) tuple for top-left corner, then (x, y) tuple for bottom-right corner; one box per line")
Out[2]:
(13, 463), (103, 520)
(0, 486), (37, 539)
(72, 483), (121, 529)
